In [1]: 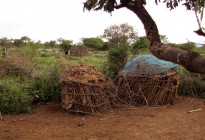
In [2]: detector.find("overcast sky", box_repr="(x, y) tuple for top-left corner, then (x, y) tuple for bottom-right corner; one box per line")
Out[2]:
(0, 0), (204, 44)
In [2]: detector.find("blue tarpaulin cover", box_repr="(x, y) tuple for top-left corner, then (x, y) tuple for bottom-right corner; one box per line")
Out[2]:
(122, 54), (178, 76)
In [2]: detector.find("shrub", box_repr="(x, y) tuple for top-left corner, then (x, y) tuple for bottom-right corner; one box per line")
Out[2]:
(30, 66), (61, 103)
(178, 68), (205, 98)
(175, 42), (196, 51)
(131, 36), (149, 54)
(0, 59), (26, 78)
(0, 77), (32, 114)
(7, 44), (38, 76)
(103, 45), (128, 79)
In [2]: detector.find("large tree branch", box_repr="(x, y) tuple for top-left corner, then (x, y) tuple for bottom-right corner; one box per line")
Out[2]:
(123, 0), (205, 74)
(114, 3), (126, 9)
(194, 28), (205, 37)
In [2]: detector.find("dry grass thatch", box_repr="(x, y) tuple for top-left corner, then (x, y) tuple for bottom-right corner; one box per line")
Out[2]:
(60, 64), (114, 114)
(114, 69), (179, 106)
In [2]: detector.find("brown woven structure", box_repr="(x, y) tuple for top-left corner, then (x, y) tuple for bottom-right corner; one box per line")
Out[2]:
(114, 70), (178, 106)
(70, 45), (88, 56)
(60, 64), (113, 114)
(114, 55), (179, 106)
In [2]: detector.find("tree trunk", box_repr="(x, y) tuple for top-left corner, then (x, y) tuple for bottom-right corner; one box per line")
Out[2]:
(124, 1), (205, 74)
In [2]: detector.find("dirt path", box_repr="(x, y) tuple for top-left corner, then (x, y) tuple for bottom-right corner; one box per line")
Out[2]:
(1, 97), (205, 140)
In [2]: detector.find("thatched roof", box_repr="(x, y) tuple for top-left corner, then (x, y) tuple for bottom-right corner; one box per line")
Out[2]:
(61, 64), (107, 84)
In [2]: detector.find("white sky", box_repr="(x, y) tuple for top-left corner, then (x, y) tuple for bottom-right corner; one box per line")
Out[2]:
(0, 0), (204, 44)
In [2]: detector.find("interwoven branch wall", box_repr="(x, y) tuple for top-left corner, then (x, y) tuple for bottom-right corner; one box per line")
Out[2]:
(60, 64), (114, 114)
(114, 70), (178, 106)
(61, 81), (112, 114)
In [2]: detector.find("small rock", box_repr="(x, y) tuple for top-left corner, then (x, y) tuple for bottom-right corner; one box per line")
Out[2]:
(19, 118), (24, 122)
(11, 119), (17, 122)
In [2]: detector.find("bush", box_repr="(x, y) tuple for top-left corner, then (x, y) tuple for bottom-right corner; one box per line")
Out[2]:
(0, 59), (26, 78)
(103, 45), (128, 79)
(7, 45), (38, 76)
(131, 36), (149, 54)
(178, 68), (205, 98)
(30, 66), (61, 103)
(0, 77), (32, 114)
(175, 42), (196, 51)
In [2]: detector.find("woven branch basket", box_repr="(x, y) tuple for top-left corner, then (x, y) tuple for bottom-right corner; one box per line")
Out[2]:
(114, 69), (179, 106)
(60, 64), (114, 114)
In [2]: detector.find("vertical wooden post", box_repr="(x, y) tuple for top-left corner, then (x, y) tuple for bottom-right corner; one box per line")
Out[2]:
(2, 47), (7, 58)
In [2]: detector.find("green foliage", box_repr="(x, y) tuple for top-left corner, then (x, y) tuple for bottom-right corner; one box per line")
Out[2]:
(102, 42), (110, 50)
(44, 40), (58, 48)
(84, 0), (204, 14)
(175, 42), (196, 51)
(131, 36), (149, 54)
(14, 39), (24, 48)
(20, 36), (31, 43)
(0, 59), (26, 78)
(0, 77), (32, 114)
(178, 67), (205, 98)
(158, 0), (205, 12)
(63, 50), (107, 71)
(30, 66), (61, 103)
(60, 40), (73, 49)
(39, 48), (60, 58)
(7, 44), (38, 76)
(0, 37), (13, 48)
(160, 35), (169, 43)
(103, 44), (129, 79)
(60, 40), (73, 55)
(193, 46), (205, 54)
(83, 0), (117, 13)
(82, 37), (105, 50)
(101, 23), (138, 48)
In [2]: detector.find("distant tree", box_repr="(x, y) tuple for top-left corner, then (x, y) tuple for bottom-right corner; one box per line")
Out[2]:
(48, 40), (57, 48)
(101, 23), (138, 48)
(14, 39), (24, 48)
(160, 35), (169, 44)
(132, 36), (148, 49)
(83, 0), (205, 74)
(57, 37), (63, 44)
(0, 37), (13, 48)
(20, 36), (31, 43)
(60, 40), (73, 55)
(82, 37), (104, 50)
(0, 37), (13, 58)
(44, 42), (50, 48)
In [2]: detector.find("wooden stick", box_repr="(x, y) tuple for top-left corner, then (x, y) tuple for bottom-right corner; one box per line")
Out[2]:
(188, 108), (203, 113)
(99, 116), (118, 120)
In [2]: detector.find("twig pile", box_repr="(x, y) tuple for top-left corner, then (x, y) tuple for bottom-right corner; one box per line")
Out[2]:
(60, 64), (114, 114)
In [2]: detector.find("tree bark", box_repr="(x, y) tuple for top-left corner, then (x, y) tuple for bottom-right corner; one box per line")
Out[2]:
(122, 1), (205, 74)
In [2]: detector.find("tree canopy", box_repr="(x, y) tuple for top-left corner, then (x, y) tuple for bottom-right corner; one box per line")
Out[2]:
(82, 37), (104, 49)
(101, 23), (138, 47)
(84, 0), (205, 74)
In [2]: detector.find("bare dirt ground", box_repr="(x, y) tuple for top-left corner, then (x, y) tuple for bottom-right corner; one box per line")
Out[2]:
(1, 96), (205, 140)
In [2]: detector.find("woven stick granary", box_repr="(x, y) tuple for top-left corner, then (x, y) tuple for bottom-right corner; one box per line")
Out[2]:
(114, 55), (179, 106)
(60, 64), (114, 114)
